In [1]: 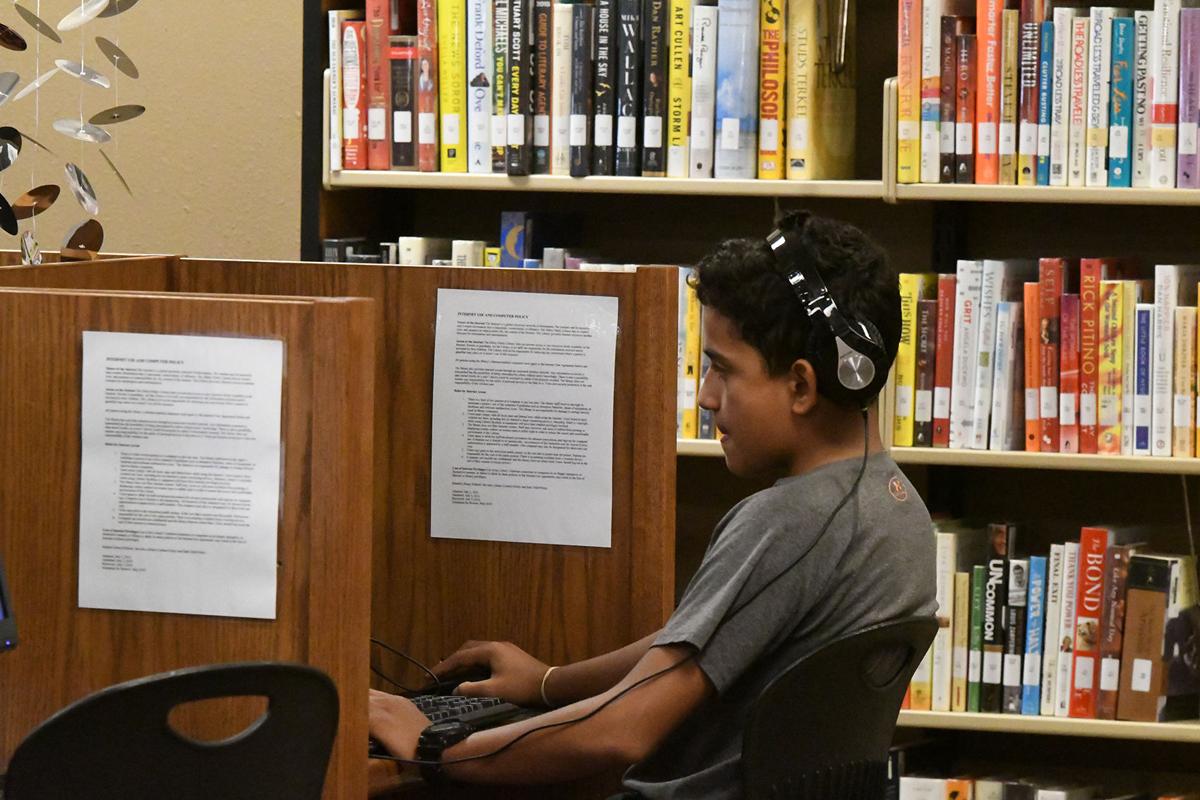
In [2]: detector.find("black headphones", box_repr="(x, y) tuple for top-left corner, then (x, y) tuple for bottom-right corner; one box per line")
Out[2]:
(766, 217), (889, 407)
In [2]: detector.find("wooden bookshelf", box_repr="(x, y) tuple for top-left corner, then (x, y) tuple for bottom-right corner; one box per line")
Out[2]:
(897, 711), (1200, 745)
(891, 447), (1200, 475)
(895, 182), (1200, 206)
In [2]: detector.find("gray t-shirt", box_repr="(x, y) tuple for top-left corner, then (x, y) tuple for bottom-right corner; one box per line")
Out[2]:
(623, 452), (936, 800)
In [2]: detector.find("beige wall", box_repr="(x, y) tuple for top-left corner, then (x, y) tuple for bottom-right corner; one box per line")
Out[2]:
(3, 1), (302, 260)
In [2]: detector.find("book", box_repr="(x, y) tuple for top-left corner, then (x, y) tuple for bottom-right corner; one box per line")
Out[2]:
(714, 0), (759, 178)
(507, 0), (534, 174)
(897, 0), (922, 184)
(1024, 281), (1042, 451)
(1003, 557), (1029, 713)
(950, 260), (984, 450)
(940, 15), (961, 183)
(342, 20), (370, 171)
(1059, 293), (1080, 453)
(1132, 10), (1153, 187)
(977, 0), (1003, 184)
(1041, 543), (1066, 716)
(899, 777), (947, 799)
(451, 239), (487, 266)
(398, 236), (452, 264)
(1000, 9), (1020, 184)
(466, 0), (494, 173)
(532, 0), (553, 173)
(933, 273), (957, 448)
(593, 0), (617, 174)
(973, 259), (1035, 450)
(896, 273), (938, 447)
(570, 2), (596, 177)
(1173, 305), (1197, 456)
(367, 0), (394, 170)
(1152, 264), (1200, 456)
(1085, 7), (1118, 187)
(677, 269), (701, 437)
(1067, 15), (1089, 186)
(968, 563), (986, 711)
(615, 0), (643, 175)
(1050, 8), (1081, 186)
(1097, 543), (1139, 719)
(389, 35), (418, 170)
(1039, 258), (1066, 453)
(982, 522), (1016, 712)
(915, 298), (938, 446)
(689, 0), (719, 177)
(955, 33), (978, 183)
(438, 0), (467, 172)
(493, 0), (510, 171)
(1036, 19), (1053, 185)
(1080, 260), (1122, 453)
(1097, 279), (1124, 454)
(952, 570), (971, 711)
(666, 0), (692, 177)
(932, 524), (990, 712)
(1022, 554), (1046, 714)
(1109, 16), (1134, 187)
(1134, 301), (1155, 455)
(1178, 9), (1200, 187)
(989, 300), (1025, 451)
(756, 0), (784, 179)
(1054, 541), (1079, 717)
(641, 0), (668, 176)
(1120, 281), (1145, 454)
(1151, 0), (1183, 188)
(921, 0), (947, 184)
(1017, 18), (1040, 185)
(329, 9), (365, 172)
(551, 1), (573, 175)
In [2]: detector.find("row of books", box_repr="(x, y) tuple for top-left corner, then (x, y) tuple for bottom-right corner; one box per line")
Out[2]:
(906, 520), (1199, 724)
(892, 261), (1200, 459)
(897, 2), (1200, 189)
(898, 775), (1191, 800)
(328, 0), (856, 180)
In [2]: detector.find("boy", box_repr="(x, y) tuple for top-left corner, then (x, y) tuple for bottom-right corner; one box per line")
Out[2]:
(369, 211), (937, 797)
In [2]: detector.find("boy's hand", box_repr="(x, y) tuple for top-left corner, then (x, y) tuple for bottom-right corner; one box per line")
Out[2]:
(434, 640), (550, 707)
(368, 688), (431, 760)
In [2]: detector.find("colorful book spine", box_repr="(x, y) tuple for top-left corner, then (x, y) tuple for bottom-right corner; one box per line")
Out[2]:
(915, 298), (938, 446)
(981, 523), (1010, 712)
(532, 0), (553, 173)
(1017, 19), (1040, 185)
(1059, 293), (1081, 454)
(1005, 562), (1029, 714)
(389, 36), (418, 170)
(1054, 540), (1079, 717)
(921, 0), (946, 183)
(714, 0), (760, 178)
(550, 1), (573, 175)
(1068, 15), (1089, 185)
(785, 0), (855, 179)
(1078, 259), (1110, 454)
(570, 2), (596, 177)
(1097, 544), (1138, 719)
(466, 0), (493, 173)
(593, 0), (617, 174)
(968, 563), (986, 712)
(950, 260), (984, 449)
(976, 0), (1003, 183)
(1070, 527), (1114, 718)
(1152, 0), (1182, 188)
(1039, 258), (1065, 452)
(1153, 264), (1200, 456)
(1117, 554), (1174, 721)
(342, 21), (370, 172)
(1040, 543), (1065, 716)
(933, 273), (957, 448)
(678, 269), (701, 437)
(1134, 302), (1155, 455)
(896, 273), (937, 447)
(1085, 8), (1115, 186)
(897, 0), (922, 184)
(974, 260), (1033, 450)
(1036, 19), (1053, 185)
(940, 15), (960, 183)
(1121, 280), (1147, 454)
(642, 0), (668, 176)
(689, 1), (718, 177)
(1022, 555), (1046, 715)
(1109, 16), (1135, 187)
(1050, 8), (1078, 186)
(666, 0), (692, 177)
(952, 570), (971, 712)
(757, 0), (785, 179)
(1024, 281), (1042, 451)
(955, 33), (978, 183)
(1098, 279), (1124, 454)
(1000, 9), (1021, 184)
(367, 0), (394, 170)
(438, 0), (467, 171)
(989, 300), (1025, 451)
(932, 530), (956, 712)
(1178, 9), (1200, 188)
(492, 0), (510, 172)
(507, 0), (533, 174)
(1133, 10), (1153, 186)
(615, 0), (643, 175)
(1174, 305), (1197, 455)
(329, 10), (364, 172)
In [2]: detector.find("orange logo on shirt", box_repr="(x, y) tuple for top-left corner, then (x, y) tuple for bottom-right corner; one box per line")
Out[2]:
(888, 476), (908, 502)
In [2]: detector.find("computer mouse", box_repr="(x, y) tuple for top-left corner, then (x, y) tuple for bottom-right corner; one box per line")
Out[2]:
(428, 665), (492, 696)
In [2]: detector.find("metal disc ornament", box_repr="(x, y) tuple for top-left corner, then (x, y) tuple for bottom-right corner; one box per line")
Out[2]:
(64, 219), (104, 253)
(100, 150), (132, 195)
(0, 127), (21, 172)
(13, 69), (58, 103)
(57, 0), (108, 32)
(65, 163), (99, 215)
(99, 0), (140, 17)
(89, 104), (144, 126)
(0, 23), (27, 51)
(13, 4), (62, 43)
(0, 72), (19, 106)
(12, 185), (60, 220)
(54, 59), (111, 89)
(20, 231), (42, 265)
(53, 119), (112, 145)
(95, 37), (139, 79)
(0, 193), (16, 235)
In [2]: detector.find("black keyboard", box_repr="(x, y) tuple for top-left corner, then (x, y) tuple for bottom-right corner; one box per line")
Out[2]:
(409, 693), (526, 726)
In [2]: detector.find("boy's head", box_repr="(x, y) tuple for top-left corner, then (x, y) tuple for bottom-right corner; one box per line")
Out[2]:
(692, 212), (900, 477)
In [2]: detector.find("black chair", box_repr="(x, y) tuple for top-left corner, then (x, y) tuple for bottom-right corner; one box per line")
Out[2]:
(3, 661), (339, 800)
(741, 615), (939, 800)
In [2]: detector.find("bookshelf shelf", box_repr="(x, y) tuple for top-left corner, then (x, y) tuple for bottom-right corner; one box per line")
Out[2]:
(897, 710), (1200, 744)
(326, 169), (887, 199)
(676, 439), (724, 457)
(890, 447), (1200, 475)
(894, 182), (1200, 206)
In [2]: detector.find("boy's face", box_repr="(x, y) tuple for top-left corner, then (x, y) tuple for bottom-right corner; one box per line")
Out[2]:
(698, 306), (801, 480)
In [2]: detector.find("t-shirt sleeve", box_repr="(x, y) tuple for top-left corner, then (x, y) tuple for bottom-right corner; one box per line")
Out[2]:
(654, 499), (831, 694)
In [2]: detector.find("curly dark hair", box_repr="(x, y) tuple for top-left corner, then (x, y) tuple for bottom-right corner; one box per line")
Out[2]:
(691, 211), (901, 392)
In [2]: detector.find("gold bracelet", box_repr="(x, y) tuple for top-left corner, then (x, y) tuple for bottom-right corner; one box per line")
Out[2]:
(539, 665), (559, 708)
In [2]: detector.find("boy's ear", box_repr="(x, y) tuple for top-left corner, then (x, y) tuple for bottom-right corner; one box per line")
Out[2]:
(789, 358), (820, 415)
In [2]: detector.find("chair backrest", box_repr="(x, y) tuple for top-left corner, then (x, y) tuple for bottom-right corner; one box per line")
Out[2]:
(3, 661), (339, 800)
(741, 615), (939, 800)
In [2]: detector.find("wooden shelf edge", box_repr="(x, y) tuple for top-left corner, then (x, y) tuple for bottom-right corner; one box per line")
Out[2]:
(326, 170), (887, 199)
(891, 447), (1200, 474)
(676, 438), (724, 457)
(895, 183), (1200, 206)
(897, 710), (1200, 743)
